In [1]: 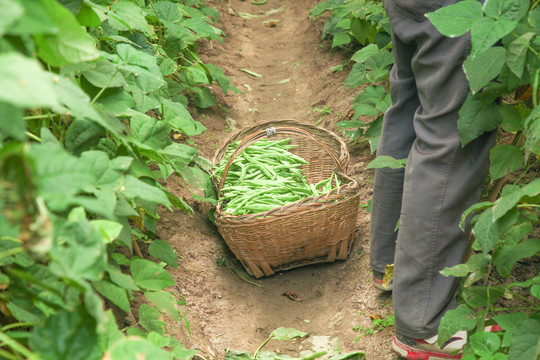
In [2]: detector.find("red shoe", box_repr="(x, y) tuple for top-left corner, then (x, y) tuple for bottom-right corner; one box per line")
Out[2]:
(392, 325), (502, 360)
(373, 270), (393, 291)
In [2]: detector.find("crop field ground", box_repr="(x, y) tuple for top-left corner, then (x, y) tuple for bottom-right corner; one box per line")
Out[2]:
(156, 0), (394, 358)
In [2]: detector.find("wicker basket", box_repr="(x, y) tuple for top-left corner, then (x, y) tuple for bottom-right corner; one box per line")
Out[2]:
(212, 120), (360, 278)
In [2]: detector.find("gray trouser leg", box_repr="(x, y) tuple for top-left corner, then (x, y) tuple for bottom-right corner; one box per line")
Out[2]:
(369, 0), (496, 338)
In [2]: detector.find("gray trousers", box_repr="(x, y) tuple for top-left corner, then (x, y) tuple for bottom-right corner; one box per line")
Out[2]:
(369, 0), (496, 338)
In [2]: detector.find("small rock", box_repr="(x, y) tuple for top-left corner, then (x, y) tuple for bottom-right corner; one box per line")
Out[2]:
(225, 117), (239, 131)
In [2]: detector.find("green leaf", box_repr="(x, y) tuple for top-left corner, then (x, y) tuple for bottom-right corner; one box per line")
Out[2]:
(90, 220), (123, 243)
(460, 201), (494, 230)
(130, 258), (175, 290)
(50, 220), (107, 282)
(96, 88), (136, 115)
(76, 3), (101, 27)
(105, 264), (138, 291)
(493, 312), (528, 347)
(365, 156), (407, 170)
(506, 32), (535, 78)
(484, 0), (529, 21)
(130, 112), (171, 149)
(472, 207), (518, 253)
(145, 290), (180, 323)
(525, 109), (540, 156)
(159, 143), (198, 163)
(106, 337), (172, 360)
(34, 0), (99, 67)
(82, 59), (126, 88)
(489, 145), (524, 180)
(529, 8), (540, 28)
(0, 53), (60, 109)
(53, 77), (127, 136)
(332, 33), (351, 48)
(493, 238), (540, 277)
(492, 179), (540, 220)
(457, 93), (502, 146)
(184, 17), (218, 38)
(139, 303), (166, 334)
(148, 239), (177, 268)
(30, 143), (96, 203)
(8, 0), (56, 35)
(122, 175), (171, 207)
(345, 63), (367, 88)
(470, 18), (517, 58)
(108, 0), (152, 35)
(500, 103), (527, 132)
(96, 310), (124, 353)
(438, 304), (477, 346)
(0, 0), (24, 37)
(351, 44), (379, 63)
(80, 150), (122, 188)
(508, 318), (540, 360)
(270, 327), (308, 340)
(463, 46), (506, 93)
(463, 286), (504, 308)
(425, 1), (483, 37)
(493, 312), (528, 331)
(162, 99), (206, 136)
(470, 332), (501, 356)
(94, 280), (131, 313)
(504, 222), (533, 247)
(186, 66), (210, 85)
(65, 119), (105, 156)
(30, 306), (101, 360)
(152, 1), (182, 23)
(192, 86), (217, 108)
(0, 101), (25, 141)
(206, 63), (231, 93)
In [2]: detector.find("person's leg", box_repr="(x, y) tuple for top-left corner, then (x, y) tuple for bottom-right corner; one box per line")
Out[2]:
(388, 5), (497, 339)
(369, 32), (419, 277)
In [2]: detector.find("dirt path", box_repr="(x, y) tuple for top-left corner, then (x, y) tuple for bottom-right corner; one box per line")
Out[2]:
(157, 1), (398, 359)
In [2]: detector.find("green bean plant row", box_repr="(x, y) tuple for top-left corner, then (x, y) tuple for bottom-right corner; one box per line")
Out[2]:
(214, 139), (341, 216)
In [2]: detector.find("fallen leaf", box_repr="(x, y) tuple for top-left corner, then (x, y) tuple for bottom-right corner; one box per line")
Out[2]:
(263, 19), (281, 27)
(283, 291), (303, 302)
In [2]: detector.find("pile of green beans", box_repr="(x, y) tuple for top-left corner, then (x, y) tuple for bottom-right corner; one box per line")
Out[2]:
(214, 138), (341, 215)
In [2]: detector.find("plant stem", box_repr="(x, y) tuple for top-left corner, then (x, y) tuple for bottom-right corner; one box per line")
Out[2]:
(0, 247), (23, 261)
(0, 348), (18, 360)
(0, 331), (38, 360)
(23, 114), (55, 121)
(91, 69), (119, 105)
(7, 268), (62, 297)
(533, 69), (539, 108)
(252, 335), (273, 360)
(0, 237), (22, 244)
(517, 204), (540, 208)
(25, 132), (41, 143)
(1, 323), (37, 331)
(493, 307), (539, 312)
(512, 32), (539, 56)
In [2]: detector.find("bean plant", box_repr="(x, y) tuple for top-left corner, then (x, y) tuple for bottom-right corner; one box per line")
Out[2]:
(313, 0), (540, 358)
(0, 0), (230, 358)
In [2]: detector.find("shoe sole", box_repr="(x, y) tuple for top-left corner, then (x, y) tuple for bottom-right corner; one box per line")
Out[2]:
(392, 336), (461, 360)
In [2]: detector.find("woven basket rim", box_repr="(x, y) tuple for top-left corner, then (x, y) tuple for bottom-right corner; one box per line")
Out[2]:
(211, 119), (349, 169)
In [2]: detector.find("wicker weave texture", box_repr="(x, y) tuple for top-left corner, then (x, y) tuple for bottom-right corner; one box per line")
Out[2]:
(212, 120), (360, 278)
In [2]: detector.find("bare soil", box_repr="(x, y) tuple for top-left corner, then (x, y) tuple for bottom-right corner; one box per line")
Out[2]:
(156, 1), (399, 359)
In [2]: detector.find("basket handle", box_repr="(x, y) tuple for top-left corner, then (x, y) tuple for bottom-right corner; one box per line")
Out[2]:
(217, 126), (344, 196)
